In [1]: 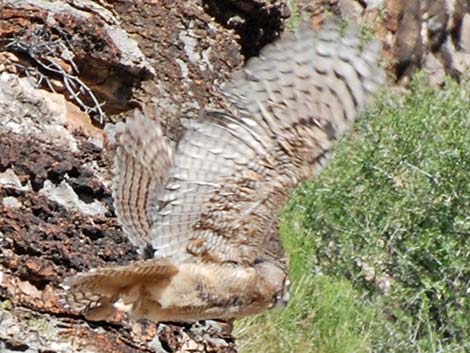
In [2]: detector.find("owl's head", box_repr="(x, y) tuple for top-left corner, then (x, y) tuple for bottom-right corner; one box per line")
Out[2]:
(254, 259), (290, 309)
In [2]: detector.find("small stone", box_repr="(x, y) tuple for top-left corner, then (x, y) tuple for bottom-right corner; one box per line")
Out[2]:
(0, 169), (30, 191)
(2, 196), (22, 209)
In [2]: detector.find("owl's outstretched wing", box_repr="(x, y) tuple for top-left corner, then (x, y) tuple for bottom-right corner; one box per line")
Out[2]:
(112, 109), (173, 252)
(62, 24), (384, 322)
(149, 24), (385, 268)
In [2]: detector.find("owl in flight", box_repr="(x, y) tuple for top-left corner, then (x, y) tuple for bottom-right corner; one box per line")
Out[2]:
(62, 24), (384, 322)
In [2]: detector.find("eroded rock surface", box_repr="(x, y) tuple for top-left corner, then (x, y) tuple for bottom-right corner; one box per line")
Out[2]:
(0, 0), (254, 352)
(297, 0), (470, 83)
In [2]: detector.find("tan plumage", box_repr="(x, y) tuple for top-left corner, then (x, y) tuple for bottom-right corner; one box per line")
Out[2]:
(62, 23), (385, 322)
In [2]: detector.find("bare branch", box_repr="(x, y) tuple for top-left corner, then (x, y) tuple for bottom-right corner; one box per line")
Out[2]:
(2, 28), (107, 124)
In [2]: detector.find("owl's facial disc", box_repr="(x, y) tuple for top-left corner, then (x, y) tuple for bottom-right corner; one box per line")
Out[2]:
(254, 260), (290, 309)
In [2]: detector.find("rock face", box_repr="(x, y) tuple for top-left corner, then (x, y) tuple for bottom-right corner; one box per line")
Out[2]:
(0, 0), (289, 352)
(297, 0), (470, 83)
(201, 0), (291, 58)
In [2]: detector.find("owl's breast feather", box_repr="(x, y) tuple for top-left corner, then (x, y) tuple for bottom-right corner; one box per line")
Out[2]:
(123, 262), (287, 322)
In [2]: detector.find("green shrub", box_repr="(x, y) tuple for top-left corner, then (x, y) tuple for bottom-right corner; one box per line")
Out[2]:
(236, 74), (470, 353)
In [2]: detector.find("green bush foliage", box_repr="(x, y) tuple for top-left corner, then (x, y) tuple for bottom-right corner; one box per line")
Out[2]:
(236, 75), (470, 353)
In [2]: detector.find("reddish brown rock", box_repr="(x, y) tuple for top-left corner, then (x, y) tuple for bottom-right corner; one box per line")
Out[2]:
(0, 0), (156, 120)
(0, 0), (288, 352)
(298, 0), (470, 83)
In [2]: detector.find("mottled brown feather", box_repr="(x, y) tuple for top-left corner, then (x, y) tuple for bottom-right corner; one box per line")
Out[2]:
(62, 23), (384, 322)
(150, 24), (384, 270)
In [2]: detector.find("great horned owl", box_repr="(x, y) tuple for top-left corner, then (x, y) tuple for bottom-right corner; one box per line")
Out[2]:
(62, 24), (384, 322)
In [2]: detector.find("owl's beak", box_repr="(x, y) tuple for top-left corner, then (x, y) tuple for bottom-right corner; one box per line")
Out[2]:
(273, 277), (290, 309)
(273, 291), (290, 308)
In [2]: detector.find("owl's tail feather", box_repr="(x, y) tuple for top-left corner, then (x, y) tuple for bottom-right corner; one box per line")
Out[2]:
(113, 108), (174, 254)
(60, 259), (178, 321)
